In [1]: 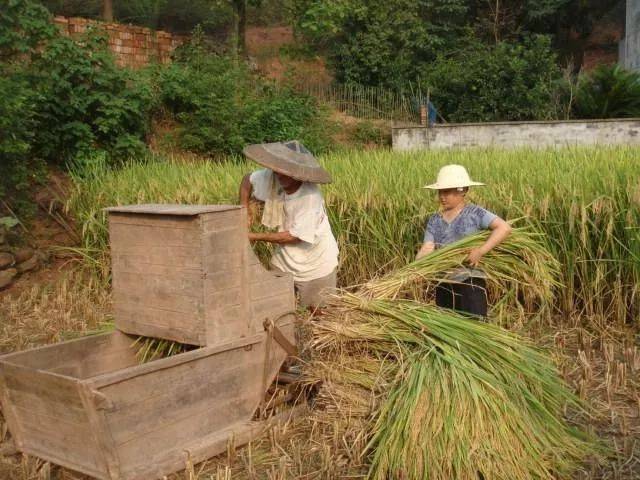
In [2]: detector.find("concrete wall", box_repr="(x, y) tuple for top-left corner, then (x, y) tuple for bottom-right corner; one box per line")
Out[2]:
(392, 119), (640, 151)
(54, 16), (186, 68)
(624, 0), (640, 70)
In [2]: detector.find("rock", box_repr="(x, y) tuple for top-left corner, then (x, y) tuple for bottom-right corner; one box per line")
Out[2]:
(13, 247), (34, 264)
(16, 255), (38, 273)
(0, 268), (17, 289)
(0, 252), (14, 269)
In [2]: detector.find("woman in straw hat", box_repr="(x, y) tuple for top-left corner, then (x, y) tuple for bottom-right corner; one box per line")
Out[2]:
(416, 164), (512, 317)
(239, 140), (339, 312)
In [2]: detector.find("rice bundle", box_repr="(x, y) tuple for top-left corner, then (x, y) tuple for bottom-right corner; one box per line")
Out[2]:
(307, 228), (600, 479)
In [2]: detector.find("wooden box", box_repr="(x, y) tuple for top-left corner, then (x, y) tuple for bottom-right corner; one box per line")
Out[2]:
(106, 204), (295, 346)
(0, 328), (292, 480)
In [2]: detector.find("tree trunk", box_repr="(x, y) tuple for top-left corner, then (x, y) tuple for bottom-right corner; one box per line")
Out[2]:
(232, 0), (247, 57)
(103, 0), (114, 22)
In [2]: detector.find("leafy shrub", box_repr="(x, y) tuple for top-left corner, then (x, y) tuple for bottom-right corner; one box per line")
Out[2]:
(159, 43), (334, 155)
(32, 29), (154, 164)
(0, 74), (44, 215)
(420, 36), (561, 122)
(572, 65), (640, 119)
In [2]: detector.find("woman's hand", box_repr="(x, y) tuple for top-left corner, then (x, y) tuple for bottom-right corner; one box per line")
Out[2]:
(416, 242), (435, 260)
(467, 247), (485, 267)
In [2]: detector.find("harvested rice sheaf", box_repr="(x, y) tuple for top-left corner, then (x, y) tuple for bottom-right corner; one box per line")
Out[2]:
(307, 229), (601, 480)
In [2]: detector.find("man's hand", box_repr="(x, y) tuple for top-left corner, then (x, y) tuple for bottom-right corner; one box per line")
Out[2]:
(416, 241), (435, 260)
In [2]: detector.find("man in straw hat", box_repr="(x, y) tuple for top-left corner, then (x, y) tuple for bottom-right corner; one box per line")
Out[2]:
(416, 164), (512, 317)
(239, 141), (339, 312)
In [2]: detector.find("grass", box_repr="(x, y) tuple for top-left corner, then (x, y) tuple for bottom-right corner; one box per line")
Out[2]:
(66, 146), (640, 326)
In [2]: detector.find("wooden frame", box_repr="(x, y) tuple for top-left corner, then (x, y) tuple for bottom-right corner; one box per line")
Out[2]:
(0, 325), (294, 480)
(106, 205), (295, 346)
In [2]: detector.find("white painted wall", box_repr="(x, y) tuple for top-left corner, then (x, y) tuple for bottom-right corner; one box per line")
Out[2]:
(392, 119), (640, 151)
(625, 0), (640, 70)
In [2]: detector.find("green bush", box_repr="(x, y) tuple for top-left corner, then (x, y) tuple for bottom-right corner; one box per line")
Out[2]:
(572, 64), (640, 119)
(0, 74), (44, 215)
(420, 36), (561, 122)
(32, 30), (154, 164)
(159, 43), (334, 155)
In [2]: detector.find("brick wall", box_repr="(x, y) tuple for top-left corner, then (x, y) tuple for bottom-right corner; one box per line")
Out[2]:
(53, 16), (186, 68)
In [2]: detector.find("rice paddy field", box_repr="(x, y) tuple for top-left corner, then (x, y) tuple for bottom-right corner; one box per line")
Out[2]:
(1, 145), (639, 479)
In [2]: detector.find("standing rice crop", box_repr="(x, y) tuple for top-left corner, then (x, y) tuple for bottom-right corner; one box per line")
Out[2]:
(66, 146), (640, 325)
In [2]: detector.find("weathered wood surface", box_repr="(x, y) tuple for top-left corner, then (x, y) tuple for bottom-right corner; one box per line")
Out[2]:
(0, 326), (295, 480)
(108, 204), (296, 346)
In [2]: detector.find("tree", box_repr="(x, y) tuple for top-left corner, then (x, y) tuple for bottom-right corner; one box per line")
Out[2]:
(102, 0), (113, 21)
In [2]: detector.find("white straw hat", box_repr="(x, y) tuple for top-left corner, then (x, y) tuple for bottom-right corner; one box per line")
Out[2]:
(423, 164), (485, 190)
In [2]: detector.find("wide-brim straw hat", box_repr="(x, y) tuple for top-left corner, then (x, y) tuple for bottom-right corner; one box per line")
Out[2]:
(423, 164), (485, 190)
(243, 140), (332, 184)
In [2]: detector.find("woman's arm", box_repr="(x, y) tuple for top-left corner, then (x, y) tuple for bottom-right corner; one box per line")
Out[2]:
(416, 241), (435, 260)
(467, 218), (512, 266)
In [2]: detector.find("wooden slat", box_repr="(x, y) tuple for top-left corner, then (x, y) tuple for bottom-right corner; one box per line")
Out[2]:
(21, 444), (107, 480)
(78, 384), (123, 479)
(108, 214), (196, 230)
(111, 245), (201, 268)
(0, 367), (23, 449)
(200, 210), (244, 233)
(115, 317), (204, 346)
(120, 406), (307, 480)
(106, 204), (239, 216)
(109, 222), (201, 248)
(89, 334), (262, 388)
(112, 256), (202, 276)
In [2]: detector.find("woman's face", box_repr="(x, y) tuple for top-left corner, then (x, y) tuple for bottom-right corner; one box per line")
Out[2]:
(437, 188), (466, 210)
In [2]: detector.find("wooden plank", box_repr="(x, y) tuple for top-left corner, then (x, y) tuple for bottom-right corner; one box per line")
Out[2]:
(0, 332), (126, 370)
(200, 210), (244, 233)
(114, 271), (203, 298)
(106, 204), (240, 216)
(114, 317), (204, 346)
(78, 384), (123, 480)
(249, 275), (294, 301)
(113, 284), (203, 314)
(204, 286), (244, 310)
(7, 388), (86, 423)
(15, 407), (103, 474)
(112, 256), (202, 276)
(89, 334), (262, 388)
(203, 268), (242, 291)
(201, 229), (243, 255)
(111, 245), (201, 268)
(1, 363), (84, 406)
(21, 444), (107, 480)
(0, 367), (23, 449)
(107, 363), (258, 445)
(204, 305), (250, 344)
(109, 222), (200, 248)
(109, 214), (196, 230)
(202, 251), (244, 272)
(121, 406), (307, 480)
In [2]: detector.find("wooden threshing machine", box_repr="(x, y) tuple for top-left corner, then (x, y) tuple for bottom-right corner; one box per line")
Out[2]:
(0, 204), (298, 479)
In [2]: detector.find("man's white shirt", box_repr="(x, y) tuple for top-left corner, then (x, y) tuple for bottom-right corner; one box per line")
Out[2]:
(250, 169), (339, 282)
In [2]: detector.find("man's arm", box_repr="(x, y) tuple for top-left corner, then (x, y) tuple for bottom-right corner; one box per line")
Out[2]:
(248, 231), (301, 244)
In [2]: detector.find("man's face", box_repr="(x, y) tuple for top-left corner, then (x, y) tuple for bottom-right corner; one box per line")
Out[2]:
(437, 188), (466, 210)
(275, 172), (301, 191)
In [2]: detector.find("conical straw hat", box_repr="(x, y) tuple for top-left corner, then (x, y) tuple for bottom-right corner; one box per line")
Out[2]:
(423, 164), (485, 189)
(243, 141), (332, 184)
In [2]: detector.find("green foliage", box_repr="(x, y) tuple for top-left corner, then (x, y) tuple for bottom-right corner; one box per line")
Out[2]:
(31, 30), (154, 164)
(159, 39), (333, 155)
(0, 74), (44, 214)
(351, 120), (390, 147)
(294, 0), (469, 88)
(572, 65), (640, 119)
(0, 0), (55, 60)
(421, 36), (561, 122)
